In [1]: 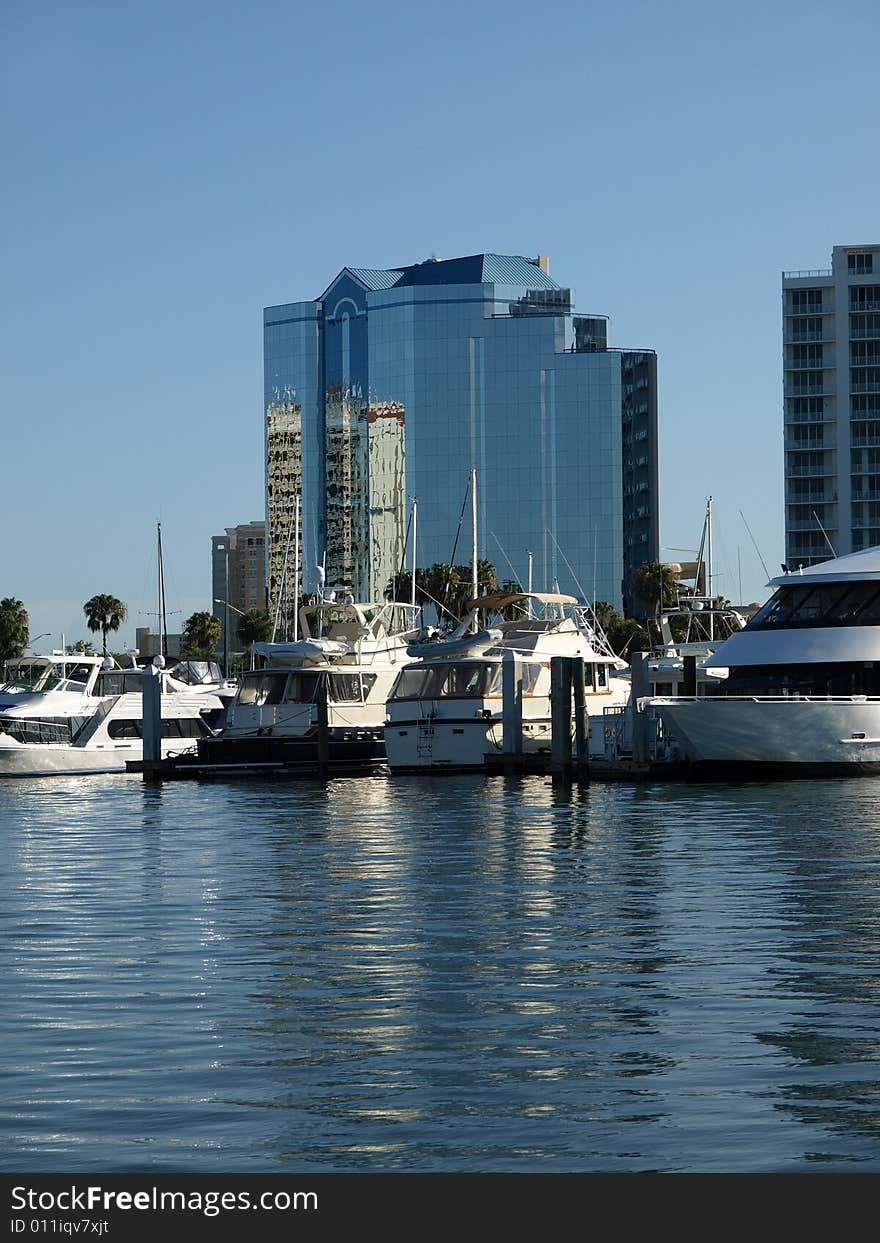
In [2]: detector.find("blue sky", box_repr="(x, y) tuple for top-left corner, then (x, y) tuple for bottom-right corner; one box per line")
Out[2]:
(2, 0), (877, 648)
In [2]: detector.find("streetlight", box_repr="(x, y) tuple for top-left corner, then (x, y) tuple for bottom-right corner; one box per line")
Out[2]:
(214, 599), (246, 678)
(27, 632), (50, 652)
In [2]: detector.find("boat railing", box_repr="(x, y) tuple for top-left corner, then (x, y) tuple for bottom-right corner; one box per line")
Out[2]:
(650, 694), (880, 704)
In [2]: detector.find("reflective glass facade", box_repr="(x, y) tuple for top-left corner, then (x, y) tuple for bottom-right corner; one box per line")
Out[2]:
(265, 254), (659, 632)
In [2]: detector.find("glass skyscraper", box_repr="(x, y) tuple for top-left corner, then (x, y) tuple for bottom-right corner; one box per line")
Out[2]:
(264, 253), (659, 631)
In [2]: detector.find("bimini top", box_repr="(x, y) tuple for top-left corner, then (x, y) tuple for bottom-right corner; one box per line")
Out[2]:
(466, 591), (578, 611)
(770, 545), (880, 587)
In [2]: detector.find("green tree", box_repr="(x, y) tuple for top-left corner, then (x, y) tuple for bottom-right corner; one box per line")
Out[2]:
(83, 594), (127, 657)
(0, 597), (29, 665)
(633, 562), (679, 623)
(237, 608), (272, 668)
(181, 611), (222, 660)
(605, 615), (651, 658)
(70, 639), (96, 655)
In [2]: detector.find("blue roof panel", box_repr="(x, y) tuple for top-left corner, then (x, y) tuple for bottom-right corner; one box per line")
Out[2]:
(346, 267), (404, 290)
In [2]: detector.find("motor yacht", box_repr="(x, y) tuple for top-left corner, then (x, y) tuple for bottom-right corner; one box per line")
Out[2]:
(193, 596), (421, 773)
(649, 546), (880, 775)
(0, 657), (226, 777)
(384, 591), (630, 771)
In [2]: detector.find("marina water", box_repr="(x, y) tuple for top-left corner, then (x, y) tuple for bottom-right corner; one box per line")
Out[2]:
(3, 772), (879, 1173)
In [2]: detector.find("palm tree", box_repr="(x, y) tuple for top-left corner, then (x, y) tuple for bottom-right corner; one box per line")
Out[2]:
(83, 594), (127, 656)
(237, 608), (272, 669)
(181, 611), (222, 660)
(0, 597), (29, 665)
(633, 562), (679, 625)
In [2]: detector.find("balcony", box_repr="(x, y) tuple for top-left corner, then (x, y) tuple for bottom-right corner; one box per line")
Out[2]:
(850, 299), (880, 312)
(787, 492), (837, 504)
(787, 520), (838, 532)
(786, 304), (830, 317)
(787, 384), (832, 399)
(850, 436), (880, 447)
(850, 354), (880, 367)
(786, 463), (833, 477)
(850, 329), (880, 340)
(783, 269), (832, 278)
(785, 328), (826, 343)
(851, 381), (880, 394)
(785, 357), (827, 370)
(784, 411), (834, 424)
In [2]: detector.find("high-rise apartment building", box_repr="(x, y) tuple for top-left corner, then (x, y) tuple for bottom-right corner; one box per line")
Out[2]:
(783, 244), (880, 567)
(211, 521), (267, 653)
(264, 253), (659, 631)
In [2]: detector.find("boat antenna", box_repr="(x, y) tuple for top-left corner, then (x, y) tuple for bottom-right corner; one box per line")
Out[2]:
(488, 529), (522, 589)
(545, 528), (589, 602)
(739, 510), (771, 582)
(812, 510), (837, 558)
(443, 475), (471, 619)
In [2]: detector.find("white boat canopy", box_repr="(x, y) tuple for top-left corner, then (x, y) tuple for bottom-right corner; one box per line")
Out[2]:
(466, 591), (578, 611)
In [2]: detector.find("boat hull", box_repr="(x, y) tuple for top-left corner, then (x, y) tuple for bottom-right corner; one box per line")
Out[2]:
(0, 738), (195, 778)
(654, 697), (880, 773)
(193, 729), (386, 774)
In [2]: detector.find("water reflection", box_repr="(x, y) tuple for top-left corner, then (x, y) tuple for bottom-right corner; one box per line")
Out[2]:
(2, 774), (880, 1170)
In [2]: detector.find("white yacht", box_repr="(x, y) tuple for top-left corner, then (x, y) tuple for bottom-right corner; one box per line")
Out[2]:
(649, 546), (880, 775)
(0, 657), (225, 777)
(0, 651), (107, 719)
(194, 596), (421, 773)
(384, 591), (630, 772)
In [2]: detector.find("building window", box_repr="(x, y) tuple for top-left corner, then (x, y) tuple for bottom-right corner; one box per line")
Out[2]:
(790, 289), (824, 313)
(849, 253), (874, 274)
(851, 286), (880, 311)
(791, 344), (824, 366)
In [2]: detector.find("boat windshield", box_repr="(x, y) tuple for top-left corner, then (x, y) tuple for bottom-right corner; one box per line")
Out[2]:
(97, 671), (145, 696)
(390, 661), (542, 700)
(748, 581), (880, 629)
(0, 662), (55, 693)
(0, 661), (93, 694)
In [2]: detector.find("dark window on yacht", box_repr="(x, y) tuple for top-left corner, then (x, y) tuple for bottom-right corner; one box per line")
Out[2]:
(65, 664), (93, 686)
(108, 719), (142, 740)
(389, 667), (436, 700)
(328, 673), (362, 702)
(99, 672), (146, 696)
(595, 663), (609, 688)
(748, 581), (880, 628)
(438, 663), (501, 698)
(161, 718), (208, 738)
(237, 671), (288, 705)
(0, 717), (74, 744)
(361, 674), (377, 697)
(282, 672), (319, 703)
(389, 663), (502, 700)
(721, 663), (880, 697)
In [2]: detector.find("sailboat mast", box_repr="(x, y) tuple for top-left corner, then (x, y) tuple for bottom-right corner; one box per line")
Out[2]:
(157, 522), (168, 661)
(706, 496), (714, 642)
(471, 468), (478, 604)
(411, 498), (418, 611)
